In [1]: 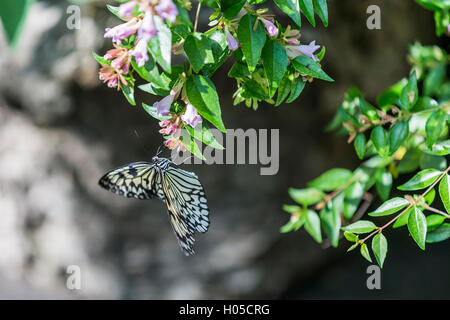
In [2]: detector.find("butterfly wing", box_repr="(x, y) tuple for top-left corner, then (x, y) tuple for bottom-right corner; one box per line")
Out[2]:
(98, 162), (165, 201)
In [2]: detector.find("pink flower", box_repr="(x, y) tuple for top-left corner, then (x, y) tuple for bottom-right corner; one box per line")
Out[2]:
(138, 11), (158, 41)
(154, 95), (175, 117)
(118, 1), (138, 19)
(181, 103), (202, 128)
(130, 38), (149, 67)
(155, 0), (178, 23)
(286, 41), (320, 61)
(98, 65), (127, 90)
(262, 18), (278, 37)
(104, 17), (141, 43)
(225, 27), (238, 51)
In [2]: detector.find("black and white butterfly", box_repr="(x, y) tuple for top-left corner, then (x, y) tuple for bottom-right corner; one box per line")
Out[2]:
(98, 156), (210, 256)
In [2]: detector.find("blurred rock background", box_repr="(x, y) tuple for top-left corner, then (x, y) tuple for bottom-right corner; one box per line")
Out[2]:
(0, 0), (449, 299)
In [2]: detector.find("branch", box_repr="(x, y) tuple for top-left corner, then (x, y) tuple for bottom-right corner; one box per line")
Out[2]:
(194, 2), (202, 32)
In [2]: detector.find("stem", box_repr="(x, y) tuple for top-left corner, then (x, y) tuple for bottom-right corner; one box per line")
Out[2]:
(360, 165), (450, 244)
(425, 206), (450, 219)
(314, 177), (359, 210)
(194, 2), (202, 32)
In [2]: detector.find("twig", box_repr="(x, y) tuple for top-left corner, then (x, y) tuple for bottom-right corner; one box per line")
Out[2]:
(194, 2), (202, 32)
(360, 166), (450, 244)
(424, 205), (450, 219)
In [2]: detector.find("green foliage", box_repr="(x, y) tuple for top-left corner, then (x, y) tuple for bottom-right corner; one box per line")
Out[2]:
(0, 0), (34, 47)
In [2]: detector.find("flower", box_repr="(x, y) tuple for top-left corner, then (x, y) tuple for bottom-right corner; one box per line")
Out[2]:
(118, 1), (138, 19)
(286, 40), (320, 61)
(261, 18), (278, 37)
(138, 11), (158, 41)
(225, 27), (239, 51)
(130, 38), (149, 67)
(159, 117), (185, 152)
(98, 65), (128, 90)
(104, 17), (141, 43)
(155, 0), (179, 23)
(181, 103), (202, 128)
(104, 44), (131, 73)
(155, 95), (175, 117)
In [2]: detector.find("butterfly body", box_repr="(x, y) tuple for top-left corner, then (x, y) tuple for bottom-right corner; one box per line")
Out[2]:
(99, 156), (209, 256)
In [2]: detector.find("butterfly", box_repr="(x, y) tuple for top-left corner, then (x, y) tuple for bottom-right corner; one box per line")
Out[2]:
(98, 155), (210, 256)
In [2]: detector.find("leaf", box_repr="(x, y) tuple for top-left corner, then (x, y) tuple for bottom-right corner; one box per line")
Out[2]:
(184, 121), (225, 150)
(286, 77), (306, 103)
(439, 174), (450, 214)
(148, 16), (172, 73)
(360, 243), (372, 263)
(288, 188), (325, 206)
(202, 30), (230, 77)
(425, 110), (447, 148)
(399, 72), (418, 110)
(237, 14), (267, 72)
(305, 210), (322, 243)
(354, 133), (366, 160)
(342, 220), (377, 234)
(375, 169), (393, 202)
(274, 0), (302, 27)
(180, 130), (206, 160)
(292, 56), (334, 82)
(393, 206), (413, 229)
(308, 168), (353, 191)
(142, 103), (171, 121)
(369, 197), (410, 217)
(219, 0), (247, 19)
(298, 0), (315, 26)
(426, 223), (450, 243)
(420, 154), (447, 171)
(0, 0), (34, 46)
(262, 40), (289, 96)
(426, 214), (445, 232)
(423, 140), (450, 156)
(424, 64), (446, 96)
(389, 121), (409, 155)
(131, 56), (168, 89)
(359, 98), (379, 121)
(372, 233), (388, 268)
(313, 0), (328, 27)
(377, 78), (407, 108)
(186, 75), (226, 132)
(320, 206), (341, 248)
(120, 82), (136, 106)
(343, 181), (364, 220)
(92, 52), (110, 66)
(106, 4), (127, 21)
(184, 33), (214, 73)
(283, 205), (301, 214)
(370, 126), (389, 157)
(398, 169), (442, 191)
(408, 206), (427, 250)
(344, 231), (359, 243)
(275, 75), (292, 106)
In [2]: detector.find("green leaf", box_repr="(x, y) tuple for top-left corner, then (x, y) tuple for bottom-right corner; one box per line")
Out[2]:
(283, 205), (301, 214)
(203, 30), (230, 77)
(408, 206), (427, 250)
(439, 174), (450, 214)
(299, 0), (315, 26)
(180, 130), (206, 160)
(399, 72), (418, 110)
(370, 126), (389, 157)
(148, 16), (172, 73)
(424, 64), (446, 96)
(92, 52), (110, 66)
(288, 188), (325, 206)
(286, 77), (306, 103)
(219, 0), (246, 19)
(426, 214), (445, 232)
(184, 33), (214, 73)
(354, 133), (366, 160)
(343, 181), (364, 220)
(106, 4), (127, 21)
(186, 75), (226, 132)
(342, 220), (377, 234)
(420, 154), (447, 171)
(389, 121), (409, 155)
(426, 223), (450, 243)
(377, 78), (407, 108)
(375, 169), (393, 202)
(274, 0), (302, 27)
(275, 75), (292, 106)
(305, 210), (322, 243)
(398, 169), (442, 191)
(423, 140), (450, 156)
(372, 233), (387, 268)
(292, 56), (334, 82)
(320, 206), (341, 247)
(344, 231), (359, 243)
(308, 168), (353, 191)
(142, 103), (171, 121)
(120, 82), (136, 106)
(0, 0), (34, 46)
(425, 110), (447, 148)
(262, 40), (288, 96)
(131, 56), (168, 89)
(369, 197), (410, 217)
(360, 243), (372, 263)
(184, 121), (225, 150)
(393, 206), (413, 229)
(237, 14), (267, 72)
(313, 0), (328, 27)
(359, 98), (379, 121)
